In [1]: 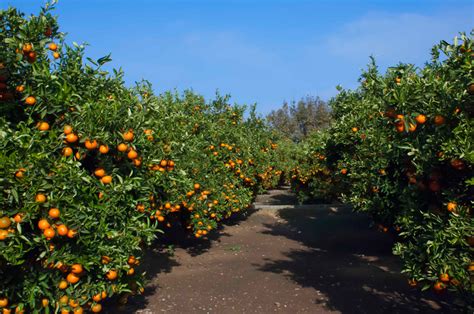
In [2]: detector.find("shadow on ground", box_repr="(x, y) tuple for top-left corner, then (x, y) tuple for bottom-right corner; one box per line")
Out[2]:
(105, 204), (260, 313)
(256, 206), (468, 313)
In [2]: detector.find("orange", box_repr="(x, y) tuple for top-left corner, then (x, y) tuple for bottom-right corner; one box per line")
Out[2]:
(194, 183), (200, 190)
(44, 227), (55, 239)
(439, 273), (449, 283)
(447, 202), (456, 212)
(106, 270), (118, 280)
(13, 213), (23, 223)
(117, 143), (128, 152)
(48, 42), (58, 51)
(48, 208), (60, 219)
(127, 149), (138, 160)
(351, 127), (358, 133)
(408, 123), (417, 132)
(101, 176), (112, 184)
(53, 52), (60, 59)
(41, 299), (49, 307)
(84, 139), (98, 150)
(433, 115), (445, 125)
(433, 281), (445, 292)
(38, 219), (50, 230)
(57, 224), (68, 236)
(160, 160), (168, 167)
(35, 193), (47, 203)
(66, 133), (78, 143)
(59, 295), (69, 305)
(58, 280), (68, 290)
(67, 229), (77, 238)
(15, 85), (25, 93)
(340, 168), (347, 175)
(64, 125), (73, 135)
(91, 304), (102, 313)
(25, 96), (36, 105)
(0, 217), (11, 229)
(101, 256), (111, 264)
(133, 158), (142, 167)
(22, 43), (32, 53)
(123, 130), (134, 141)
(395, 77), (401, 84)
(127, 268), (135, 275)
(0, 298), (7, 308)
(92, 293), (102, 302)
(71, 264), (83, 274)
(66, 272), (80, 284)
(69, 299), (79, 308)
(101, 291), (107, 299)
(37, 121), (50, 131)
(415, 114), (426, 124)
(94, 168), (106, 178)
(15, 168), (26, 178)
(0, 230), (8, 240)
(99, 145), (109, 154)
(62, 147), (73, 157)
(408, 279), (417, 287)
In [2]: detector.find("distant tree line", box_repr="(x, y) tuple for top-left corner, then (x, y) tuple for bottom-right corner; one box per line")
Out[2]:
(266, 96), (331, 141)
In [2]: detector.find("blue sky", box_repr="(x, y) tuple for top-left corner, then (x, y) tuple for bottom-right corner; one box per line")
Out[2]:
(3, 0), (473, 114)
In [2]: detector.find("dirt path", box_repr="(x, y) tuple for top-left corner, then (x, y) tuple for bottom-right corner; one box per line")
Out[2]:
(107, 188), (463, 314)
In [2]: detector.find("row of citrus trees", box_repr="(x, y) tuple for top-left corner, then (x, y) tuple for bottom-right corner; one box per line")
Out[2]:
(291, 33), (473, 298)
(0, 4), (284, 313)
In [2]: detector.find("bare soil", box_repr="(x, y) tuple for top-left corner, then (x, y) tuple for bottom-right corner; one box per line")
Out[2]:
(106, 188), (465, 314)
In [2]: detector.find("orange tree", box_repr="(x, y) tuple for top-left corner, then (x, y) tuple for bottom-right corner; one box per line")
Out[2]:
(0, 3), (283, 313)
(292, 32), (473, 298)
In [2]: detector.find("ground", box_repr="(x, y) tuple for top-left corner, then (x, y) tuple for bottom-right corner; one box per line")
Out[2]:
(106, 188), (464, 313)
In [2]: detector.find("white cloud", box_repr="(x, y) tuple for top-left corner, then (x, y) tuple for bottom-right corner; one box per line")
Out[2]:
(324, 10), (473, 64)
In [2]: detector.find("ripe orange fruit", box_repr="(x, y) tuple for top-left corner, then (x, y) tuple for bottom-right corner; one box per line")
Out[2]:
(92, 293), (102, 302)
(106, 270), (118, 280)
(57, 224), (68, 236)
(25, 96), (36, 105)
(13, 213), (23, 223)
(433, 115), (445, 125)
(123, 130), (134, 141)
(64, 125), (73, 135)
(133, 158), (142, 167)
(38, 219), (50, 230)
(58, 280), (68, 290)
(340, 168), (347, 175)
(62, 147), (73, 157)
(127, 268), (135, 275)
(395, 77), (401, 84)
(0, 217), (11, 229)
(84, 139), (98, 150)
(37, 121), (50, 131)
(94, 168), (106, 177)
(415, 114), (426, 124)
(15, 168), (26, 178)
(101, 291), (107, 299)
(67, 229), (77, 238)
(35, 193), (47, 203)
(160, 159), (168, 167)
(66, 133), (78, 143)
(99, 145), (109, 154)
(433, 281), (445, 292)
(49, 208), (60, 219)
(91, 304), (102, 313)
(71, 264), (83, 274)
(0, 297), (8, 308)
(408, 279), (417, 287)
(15, 85), (25, 93)
(351, 127), (358, 133)
(194, 183), (200, 190)
(43, 227), (55, 239)
(127, 149), (138, 160)
(41, 298), (49, 307)
(117, 143), (128, 152)
(22, 43), (32, 53)
(0, 229), (8, 240)
(101, 256), (111, 264)
(439, 273), (450, 283)
(53, 52), (60, 59)
(408, 123), (417, 132)
(101, 175), (112, 184)
(48, 42), (58, 51)
(67, 272), (80, 284)
(447, 202), (457, 212)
